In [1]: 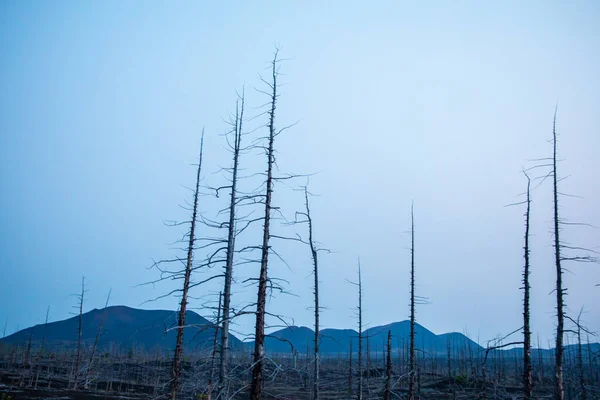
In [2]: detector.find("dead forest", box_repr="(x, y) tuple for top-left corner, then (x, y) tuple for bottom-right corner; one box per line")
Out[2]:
(1, 51), (599, 400)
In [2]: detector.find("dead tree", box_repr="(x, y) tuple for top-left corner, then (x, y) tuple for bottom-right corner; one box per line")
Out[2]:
(551, 108), (566, 400)
(217, 93), (244, 397)
(72, 276), (86, 390)
(481, 328), (523, 399)
(303, 187), (322, 400)
(409, 205), (416, 400)
(34, 306), (50, 388)
(209, 291), (223, 399)
(85, 289), (111, 389)
(249, 50), (280, 400)
(170, 130), (205, 400)
(350, 260), (364, 400)
(384, 330), (392, 400)
(522, 172), (533, 399)
(565, 309), (594, 400)
(357, 262), (364, 400)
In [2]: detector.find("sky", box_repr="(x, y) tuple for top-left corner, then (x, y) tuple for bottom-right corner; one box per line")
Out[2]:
(1, 1), (599, 347)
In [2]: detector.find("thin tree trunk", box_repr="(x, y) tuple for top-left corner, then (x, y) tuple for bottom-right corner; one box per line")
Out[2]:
(73, 277), (85, 390)
(522, 173), (533, 399)
(34, 306), (50, 388)
(209, 292), (223, 399)
(218, 94), (244, 397)
(552, 108), (565, 400)
(250, 52), (279, 400)
(85, 289), (111, 389)
(303, 187), (320, 400)
(357, 261), (363, 400)
(170, 130), (204, 400)
(409, 204), (416, 400)
(384, 330), (392, 400)
(576, 314), (587, 400)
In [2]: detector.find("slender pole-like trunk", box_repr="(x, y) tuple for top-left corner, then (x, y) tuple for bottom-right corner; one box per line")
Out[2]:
(409, 205), (416, 400)
(384, 330), (392, 400)
(250, 53), (279, 400)
(73, 277), (85, 390)
(170, 130), (204, 400)
(552, 108), (565, 400)
(357, 261), (363, 400)
(304, 187), (320, 400)
(576, 315), (587, 400)
(85, 289), (111, 388)
(522, 173), (533, 399)
(218, 94), (244, 397)
(209, 292), (223, 399)
(34, 306), (50, 388)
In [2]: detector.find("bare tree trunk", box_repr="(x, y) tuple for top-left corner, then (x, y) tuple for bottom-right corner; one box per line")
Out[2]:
(409, 205), (416, 400)
(575, 312), (587, 400)
(209, 292), (223, 399)
(73, 277), (85, 390)
(218, 94), (244, 397)
(357, 261), (363, 400)
(250, 51), (279, 400)
(170, 130), (205, 400)
(85, 289), (111, 389)
(303, 187), (321, 400)
(34, 306), (50, 388)
(551, 108), (565, 400)
(384, 330), (392, 400)
(522, 172), (533, 399)
(20, 331), (33, 387)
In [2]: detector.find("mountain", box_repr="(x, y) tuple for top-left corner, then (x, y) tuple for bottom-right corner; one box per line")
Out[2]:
(252, 321), (483, 355)
(0, 305), (244, 353)
(8, 307), (591, 357)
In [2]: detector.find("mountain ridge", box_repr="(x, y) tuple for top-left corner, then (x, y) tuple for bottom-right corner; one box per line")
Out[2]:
(2, 306), (594, 356)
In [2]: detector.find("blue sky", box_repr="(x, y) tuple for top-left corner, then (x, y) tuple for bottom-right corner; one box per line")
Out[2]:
(1, 1), (599, 346)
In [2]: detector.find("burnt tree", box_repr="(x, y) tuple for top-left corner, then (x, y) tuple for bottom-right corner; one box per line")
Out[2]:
(409, 204), (416, 400)
(249, 50), (280, 400)
(170, 130), (205, 400)
(217, 92), (245, 397)
(522, 172), (533, 399)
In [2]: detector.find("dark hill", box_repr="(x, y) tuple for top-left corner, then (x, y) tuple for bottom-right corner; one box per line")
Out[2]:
(0, 305), (243, 353)
(251, 321), (483, 355)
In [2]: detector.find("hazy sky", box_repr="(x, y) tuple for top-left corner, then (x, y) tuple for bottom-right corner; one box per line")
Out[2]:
(1, 1), (599, 347)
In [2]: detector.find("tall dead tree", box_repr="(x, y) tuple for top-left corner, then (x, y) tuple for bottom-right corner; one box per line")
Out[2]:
(217, 93), (244, 397)
(409, 205), (416, 400)
(356, 261), (364, 400)
(301, 187), (322, 400)
(170, 130), (205, 400)
(522, 172), (533, 399)
(250, 51), (280, 400)
(72, 277), (86, 390)
(551, 108), (565, 400)
(85, 289), (111, 388)
(384, 330), (392, 400)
